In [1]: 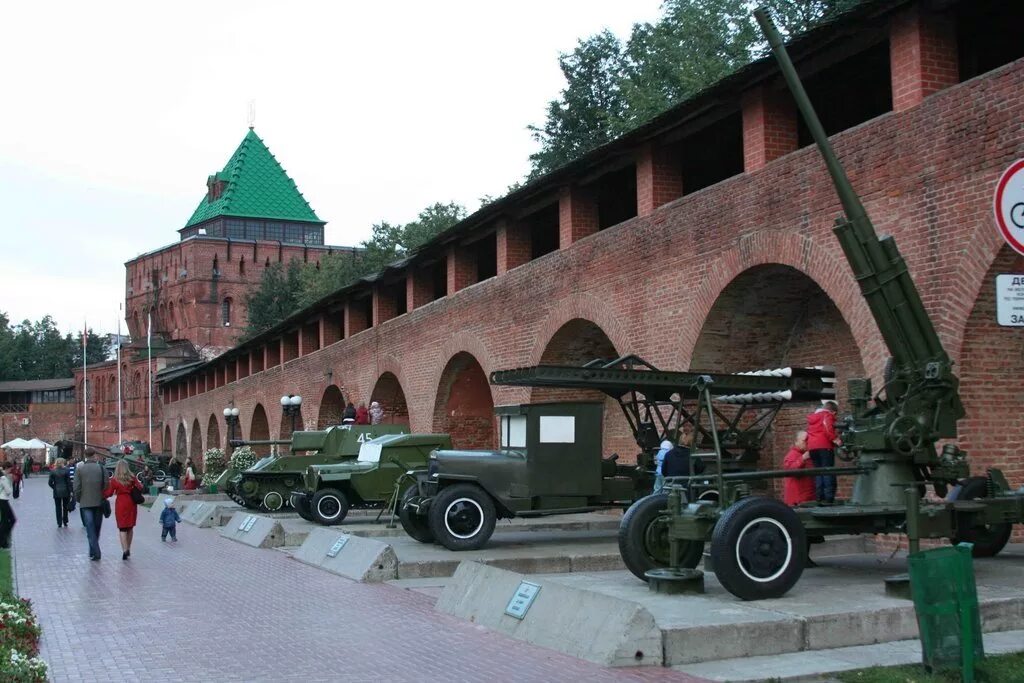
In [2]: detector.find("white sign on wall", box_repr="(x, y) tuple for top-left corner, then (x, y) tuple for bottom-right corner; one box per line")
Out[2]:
(995, 274), (1024, 326)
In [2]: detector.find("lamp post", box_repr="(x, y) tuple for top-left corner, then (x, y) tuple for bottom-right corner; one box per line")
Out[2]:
(223, 406), (240, 447)
(280, 394), (302, 434)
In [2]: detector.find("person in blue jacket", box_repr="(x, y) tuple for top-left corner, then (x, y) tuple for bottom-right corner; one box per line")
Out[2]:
(159, 498), (181, 542)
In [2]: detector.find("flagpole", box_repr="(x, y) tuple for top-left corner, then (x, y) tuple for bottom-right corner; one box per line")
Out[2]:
(147, 311), (153, 449)
(83, 320), (88, 453)
(116, 305), (123, 444)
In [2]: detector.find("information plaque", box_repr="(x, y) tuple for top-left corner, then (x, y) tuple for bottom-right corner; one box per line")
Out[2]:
(504, 581), (541, 620)
(996, 274), (1024, 326)
(326, 536), (349, 558)
(239, 515), (257, 532)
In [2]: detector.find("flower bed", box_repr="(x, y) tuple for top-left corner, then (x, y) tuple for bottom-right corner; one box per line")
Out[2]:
(201, 447), (227, 487)
(0, 593), (47, 682)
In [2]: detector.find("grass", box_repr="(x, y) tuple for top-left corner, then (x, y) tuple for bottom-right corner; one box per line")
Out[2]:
(0, 548), (11, 594)
(837, 652), (1024, 682)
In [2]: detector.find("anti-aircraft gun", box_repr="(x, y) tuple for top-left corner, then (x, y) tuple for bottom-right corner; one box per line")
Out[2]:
(620, 8), (1024, 601)
(218, 424), (407, 513)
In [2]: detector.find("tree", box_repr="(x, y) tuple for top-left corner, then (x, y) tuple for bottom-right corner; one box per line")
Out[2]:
(527, 0), (862, 176)
(0, 313), (107, 380)
(242, 260), (304, 340)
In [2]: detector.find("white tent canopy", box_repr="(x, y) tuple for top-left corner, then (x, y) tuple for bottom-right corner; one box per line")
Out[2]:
(24, 438), (51, 449)
(1, 438), (32, 449)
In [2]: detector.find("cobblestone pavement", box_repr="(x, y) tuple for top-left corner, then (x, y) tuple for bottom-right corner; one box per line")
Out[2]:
(13, 479), (702, 683)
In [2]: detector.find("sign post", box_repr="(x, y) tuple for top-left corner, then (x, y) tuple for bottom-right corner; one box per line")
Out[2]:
(994, 159), (1024, 256)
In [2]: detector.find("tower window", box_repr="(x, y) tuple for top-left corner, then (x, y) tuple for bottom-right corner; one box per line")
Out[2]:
(222, 298), (232, 327)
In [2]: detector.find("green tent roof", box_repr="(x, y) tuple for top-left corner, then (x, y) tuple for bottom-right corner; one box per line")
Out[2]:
(184, 129), (323, 228)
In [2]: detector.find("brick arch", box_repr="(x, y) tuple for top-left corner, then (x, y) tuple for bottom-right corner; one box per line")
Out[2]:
(317, 385), (346, 429)
(689, 263), (867, 494)
(528, 317), (635, 462)
(174, 422), (187, 460)
(163, 424), (171, 455)
(278, 403), (304, 448)
(679, 232), (877, 376)
(528, 294), (633, 366)
(422, 332), (496, 427)
(431, 351), (496, 449)
(206, 414), (221, 453)
(369, 372), (409, 428)
(948, 229), (1007, 363)
(249, 403), (271, 456)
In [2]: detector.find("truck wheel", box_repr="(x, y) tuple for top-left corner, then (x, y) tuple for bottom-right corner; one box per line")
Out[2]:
(428, 483), (496, 551)
(399, 485), (434, 544)
(618, 493), (703, 582)
(292, 493), (314, 522)
(948, 477), (1012, 557)
(710, 497), (805, 601)
(312, 488), (350, 526)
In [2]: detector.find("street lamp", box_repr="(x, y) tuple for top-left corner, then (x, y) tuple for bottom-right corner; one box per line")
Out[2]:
(281, 394), (302, 434)
(223, 406), (240, 446)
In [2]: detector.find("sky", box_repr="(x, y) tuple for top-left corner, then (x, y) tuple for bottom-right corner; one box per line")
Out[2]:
(0, 0), (664, 336)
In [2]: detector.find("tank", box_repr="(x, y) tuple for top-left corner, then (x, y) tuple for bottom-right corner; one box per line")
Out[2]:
(223, 424), (408, 511)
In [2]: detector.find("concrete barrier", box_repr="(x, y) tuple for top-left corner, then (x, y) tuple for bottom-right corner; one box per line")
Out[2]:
(291, 527), (398, 582)
(181, 501), (240, 528)
(218, 512), (285, 549)
(436, 562), (662, 667)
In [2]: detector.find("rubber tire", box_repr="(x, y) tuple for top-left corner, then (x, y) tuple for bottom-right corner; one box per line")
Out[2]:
(710, 496), (805, 601)
(399, 485), (435, 544)
(427, 483), (497, 551)
(948, 477), (1012, 557)
(311, 488), (350, 526)
(618, 493), (703, 582)
(293, 494), (315, 522)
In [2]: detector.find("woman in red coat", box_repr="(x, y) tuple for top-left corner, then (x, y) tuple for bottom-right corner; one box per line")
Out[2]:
(104, 460), (142, 560)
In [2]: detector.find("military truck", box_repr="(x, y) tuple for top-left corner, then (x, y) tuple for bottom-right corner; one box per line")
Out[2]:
(401, 359), (835, 551)
(293, 432), (451, 525)
(221, 424), (406, 511)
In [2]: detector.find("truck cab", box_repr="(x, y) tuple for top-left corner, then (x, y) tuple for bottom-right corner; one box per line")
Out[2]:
(400, 401), (647, 550)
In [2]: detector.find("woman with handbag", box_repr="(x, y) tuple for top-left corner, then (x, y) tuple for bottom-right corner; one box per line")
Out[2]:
(0, 463), (16, 549)
(103, 460), (144, 560)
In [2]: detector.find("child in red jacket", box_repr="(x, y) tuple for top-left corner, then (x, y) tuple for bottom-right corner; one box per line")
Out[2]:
(783, 431), (815, 505)
(806, 400), (840, 503)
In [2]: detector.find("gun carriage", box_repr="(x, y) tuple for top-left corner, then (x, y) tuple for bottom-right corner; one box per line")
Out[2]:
(616, 8), (1024, 602)
(398, 355), (835, 550)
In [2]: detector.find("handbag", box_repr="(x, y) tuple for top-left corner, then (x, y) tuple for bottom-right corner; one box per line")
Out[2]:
(101, 499), (111, 518)
(130, 484), (145, 505)
(68, 496), (77, 512)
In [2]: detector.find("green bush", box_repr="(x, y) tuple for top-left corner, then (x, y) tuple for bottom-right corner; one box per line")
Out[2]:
(201, 448), (227, 487)
(229, 445), (258, 472)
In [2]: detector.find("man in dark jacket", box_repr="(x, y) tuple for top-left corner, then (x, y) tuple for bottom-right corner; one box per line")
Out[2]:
(48, 458), (74, 528)
(73, 449), (109, 560)
(167, 458), (183, 491)
(662, 433), (703, 478)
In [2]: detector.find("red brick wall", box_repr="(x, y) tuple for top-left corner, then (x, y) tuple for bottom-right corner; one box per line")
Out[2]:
(158, 58), (1024, 497)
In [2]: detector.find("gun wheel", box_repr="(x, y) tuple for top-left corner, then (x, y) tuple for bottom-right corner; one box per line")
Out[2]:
(710, 497), (805, 601)
(948, 477), (1012, 557)
(428, 483), (496, 551)
(619, 493), (703, 582)
(312, 488), (350, 526)
(291, 493), (315, 522)
(399, 485), (434, 544)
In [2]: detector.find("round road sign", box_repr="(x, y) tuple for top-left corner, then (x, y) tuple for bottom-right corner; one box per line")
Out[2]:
(994, 159), (1024, 256)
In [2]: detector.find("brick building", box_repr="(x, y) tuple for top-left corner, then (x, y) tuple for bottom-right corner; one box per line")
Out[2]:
(0, 380), (77, 459)
(155, 0), (1023, 499)
(72, 128), (358, 454)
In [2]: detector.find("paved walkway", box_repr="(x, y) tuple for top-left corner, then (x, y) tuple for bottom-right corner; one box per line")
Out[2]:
(12, 478), (700, 682)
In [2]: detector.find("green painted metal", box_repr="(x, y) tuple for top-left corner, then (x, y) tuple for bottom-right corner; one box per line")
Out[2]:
(184, 129), (323, 228)
(223, 425), (406, 511)
(295, 433), (452, 524)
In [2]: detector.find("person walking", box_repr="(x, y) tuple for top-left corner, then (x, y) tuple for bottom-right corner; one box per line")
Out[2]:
(806, 400), (840, 504)
(10, 460), (22, 499)
(0, 463), (16, 549)
(23, 454), (32, 479)
(103, 460), (143, 561)
(369, 401), (384, 425)
(159, 498), (180, 542)
(355, 402), (370, 425)
(48, 457), (74, 528)
(73, 449), (109, 561)
(782, 431), (815, 506)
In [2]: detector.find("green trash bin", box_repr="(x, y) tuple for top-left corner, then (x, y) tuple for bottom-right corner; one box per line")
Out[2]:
(908, 543), (984, 679)
(148, 485), (159, 496)
(207, 484), (218, 494)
